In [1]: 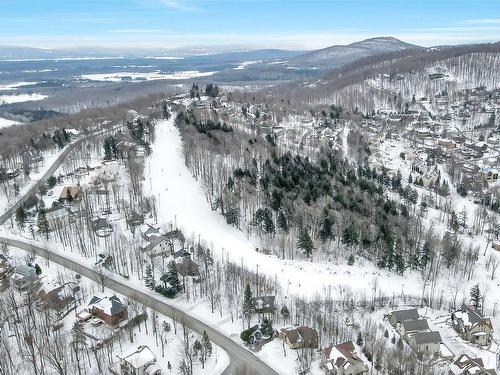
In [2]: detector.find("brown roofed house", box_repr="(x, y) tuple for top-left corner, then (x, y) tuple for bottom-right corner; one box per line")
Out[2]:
(88, 295), (128, 326)
(280, 325), (319, 349)
(321, 340), (368, 375)
(60, 186), (82, 201)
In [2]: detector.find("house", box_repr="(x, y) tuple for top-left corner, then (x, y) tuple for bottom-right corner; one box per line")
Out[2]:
(141, 235), (170, 258)
(408, 331), (442, 357)
(10, 264), (37, 289)
(451, 304), (493, 346)
(127, 211), (144, 229)
(45, 206), (74, 229)
(389, 308), (419, 327)
(449, 354), (498, 375)
(59, 186), (82, 201)
(88, 295), (128, 326)
(6, 168), (20, 179)
(400, 319), (430, 338)
(140, 224), (163, 241)
(321, 341), (368, 375)
(91, 217), (113, 237)
(38, 281), (79, 312)
(251, 296), (276, 315)
(174, 257), (200, 277)
(280, 325), (319, 349)
(479, 167), (499, 182)
(111, 345), (162, 375)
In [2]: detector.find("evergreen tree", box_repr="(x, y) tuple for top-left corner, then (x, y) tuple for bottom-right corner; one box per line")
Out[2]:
(319, 216), (334, 242)
(47, 175), (57, 188)
(342, 223), (359, 249)
(297, 226), (314, 258)
(260, 318), (274, 337)
(277, 211), (288, 233)
(356, 332), (363, 346)
(166, 262), (181, 292)
(224, 206), (240, 228)
(15, 206), (27, 228)
(37, 208), (49, 239)
(193, 340), (202, 356)
(145, 264), (155, 289)
(242, 283), (254, 328)
(470, 284), (481, 310)
(280, 305), (290, 322)
(347, 254), (355, 265)
(420, 240), (432, 269)
(202, 330), (212, 356)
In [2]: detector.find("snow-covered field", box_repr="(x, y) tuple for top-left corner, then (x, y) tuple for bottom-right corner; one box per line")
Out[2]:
(0, 81), (38, 90)
(233, 60), (260, 70)
(0, 92), (47, 104)
(80, 70), (216, 82)
(0, 117), (20, 129)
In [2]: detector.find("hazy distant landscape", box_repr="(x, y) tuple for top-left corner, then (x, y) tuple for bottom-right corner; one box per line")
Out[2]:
(2, 1), (500, 375)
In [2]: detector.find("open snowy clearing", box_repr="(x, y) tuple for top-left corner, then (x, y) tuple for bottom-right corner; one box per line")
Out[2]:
(145, 119), (430, 300)
(0, 117), (20, 129)
(0, 81), (38, 90)
(0, 92), (47, 104)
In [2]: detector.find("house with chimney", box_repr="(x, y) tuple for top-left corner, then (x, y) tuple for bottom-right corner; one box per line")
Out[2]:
(321, 340), (368, 375)
(88, 295), (128, 326)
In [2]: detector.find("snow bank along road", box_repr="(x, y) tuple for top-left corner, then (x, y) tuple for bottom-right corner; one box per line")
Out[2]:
(0, 236), (278, 375)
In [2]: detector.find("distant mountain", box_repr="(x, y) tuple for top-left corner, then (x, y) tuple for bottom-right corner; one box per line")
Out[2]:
(290, 37), (421, 68)
(0, 45), (302, 61)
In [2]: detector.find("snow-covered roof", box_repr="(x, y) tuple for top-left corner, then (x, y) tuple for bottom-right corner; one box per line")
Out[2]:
(118, 345), (156, 369)
(88, 295), (126, 316)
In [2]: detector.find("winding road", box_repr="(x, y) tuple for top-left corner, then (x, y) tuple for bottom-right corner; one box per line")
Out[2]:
(0, 125), (278, 375)
(0, 236), (276, 375)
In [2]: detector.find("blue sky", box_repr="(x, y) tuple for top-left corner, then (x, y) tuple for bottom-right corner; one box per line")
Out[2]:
(1, 0), (500, 50)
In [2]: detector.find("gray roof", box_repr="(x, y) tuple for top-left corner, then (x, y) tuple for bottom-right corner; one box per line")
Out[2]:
(15, 264), (36, 277)
(141, 235), (167, 253)
(459, 304), (484, 324)
(412, 331), (442, 345)
(392, 309), (419, 322)
(402, 319), (429, 332)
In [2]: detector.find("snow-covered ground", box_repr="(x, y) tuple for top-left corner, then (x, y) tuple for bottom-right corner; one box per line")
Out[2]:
(0, 81), (38, 90)
(80, 70), (216, 82)
(233, 60), (260, 70)
(0, 92), (47, 104)
(144, 118), (432, 300)
(2, 245), (229, 375)
(0, 117), (20, 129)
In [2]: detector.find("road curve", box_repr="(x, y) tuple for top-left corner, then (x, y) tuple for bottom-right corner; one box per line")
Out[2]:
(0, 236), (278, 375)
(0, 125), (124, 226)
